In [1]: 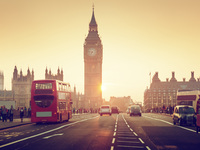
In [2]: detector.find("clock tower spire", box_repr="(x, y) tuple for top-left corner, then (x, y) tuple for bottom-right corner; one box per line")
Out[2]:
(89, 6), (97, 32)
(84, 7), (103, 111)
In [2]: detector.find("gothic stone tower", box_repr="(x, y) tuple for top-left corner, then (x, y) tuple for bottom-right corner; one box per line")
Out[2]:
(12, 66), (34, 108)
(84, 8), (103, 110)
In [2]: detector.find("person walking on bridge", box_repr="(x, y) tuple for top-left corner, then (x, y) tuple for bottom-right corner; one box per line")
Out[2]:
(2, 106), (7, 122)
(20, 107), (24, 123)
(9, 105), (14, 122)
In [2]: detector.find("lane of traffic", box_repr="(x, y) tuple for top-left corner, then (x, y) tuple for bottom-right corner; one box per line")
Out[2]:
(139, 113), (200, 150)
(111, 114), (151, 150)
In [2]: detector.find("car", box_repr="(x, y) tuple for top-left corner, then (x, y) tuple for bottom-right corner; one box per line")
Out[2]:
(172, 105), (196, 126)
(130, 105), (142, 116)
(111, 106), (119, 114)
(99, 105), (112, 116)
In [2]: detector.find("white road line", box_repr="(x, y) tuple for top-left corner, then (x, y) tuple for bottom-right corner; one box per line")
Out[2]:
(0, 115), (99, 148)
(178, 126), (196, 133)
(117, 140), (140, 144)
(143, 115), (173, 125)
(116, 114), (153, 149)
(146, 146), (151, 150)
(143, 115), (197, 133)
(133, 132), (138, 136)
(112, 138), (115, 144)
(113, 132), (116, 136)
(110, 146), (114, 150)
(117, 145), (144, 148)
(116, 114), (119, 122)
(43, 133), (63, 139)
(139, 138), (144, 144)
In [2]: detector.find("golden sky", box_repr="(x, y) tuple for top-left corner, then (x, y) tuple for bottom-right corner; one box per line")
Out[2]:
(0, 0), (200, 102)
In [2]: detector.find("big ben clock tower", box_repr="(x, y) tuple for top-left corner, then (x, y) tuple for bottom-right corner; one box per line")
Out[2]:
(84, 7), (103, 110)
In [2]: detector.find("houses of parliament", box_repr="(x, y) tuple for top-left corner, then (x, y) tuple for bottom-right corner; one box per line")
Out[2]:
(0, 66), (63, 108)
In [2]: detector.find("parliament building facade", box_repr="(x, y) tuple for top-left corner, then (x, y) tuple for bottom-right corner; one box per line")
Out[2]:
(144, 71), (200, 112)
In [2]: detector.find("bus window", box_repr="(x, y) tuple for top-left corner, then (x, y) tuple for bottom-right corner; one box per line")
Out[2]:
(34, 95), (54, 108)
(63, 84), (66, 91)
(59, 102), (66, 110)
(36, 83), (52, 89)
(66, 93), (70, 100)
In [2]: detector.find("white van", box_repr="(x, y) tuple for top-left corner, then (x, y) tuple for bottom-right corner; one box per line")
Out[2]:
(99, 105), (112, 116)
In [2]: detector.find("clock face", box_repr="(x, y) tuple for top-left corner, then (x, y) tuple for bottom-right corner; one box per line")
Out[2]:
(88, 48), (97, 56)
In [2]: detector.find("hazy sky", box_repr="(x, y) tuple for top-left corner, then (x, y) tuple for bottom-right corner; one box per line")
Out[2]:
(0, 0), (200, 102)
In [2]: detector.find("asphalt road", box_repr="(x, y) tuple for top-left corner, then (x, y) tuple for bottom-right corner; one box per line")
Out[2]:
(129, 113), (200, 150)
(0, 113), (200, 150)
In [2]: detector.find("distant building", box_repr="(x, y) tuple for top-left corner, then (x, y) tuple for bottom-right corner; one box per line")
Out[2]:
(71, 86), (80, 110)
(0, 71), (3, 90)
(0, 71), (14, 108)
(77, 93), (85, 110)
(71, 85), (85, 111)
(144, 71), (200, 112)
(45, 67), (63, 81)
(0, 90), (13, 101)
(110, 96), (133, 112)
(12, 66), (34, 109)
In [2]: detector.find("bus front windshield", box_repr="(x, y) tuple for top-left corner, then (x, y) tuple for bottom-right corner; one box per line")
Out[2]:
(34, 95), (54, 108)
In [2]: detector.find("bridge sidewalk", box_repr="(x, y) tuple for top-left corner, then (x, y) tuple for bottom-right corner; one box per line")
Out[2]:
(0, 113), (89, 130)
(0, 118), (31, 131)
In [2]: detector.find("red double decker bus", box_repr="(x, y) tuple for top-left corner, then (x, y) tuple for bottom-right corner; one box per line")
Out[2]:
(31, 80), (72, 123)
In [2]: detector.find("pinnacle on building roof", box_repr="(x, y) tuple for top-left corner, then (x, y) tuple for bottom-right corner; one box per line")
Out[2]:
(85, 6), (102, 45)
(14, 66), (17, 72)
(27, 67), (30, 75)
(88, 5), (98, 33)
(57, 67), (60, 74)
(89, 6), (97, 26)
(152, 72), (160, 83)
(170, 72), (177, 82)
(189, 71), (196, 82)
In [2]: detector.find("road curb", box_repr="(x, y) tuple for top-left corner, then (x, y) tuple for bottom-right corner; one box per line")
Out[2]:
(0, 123), (33, 131)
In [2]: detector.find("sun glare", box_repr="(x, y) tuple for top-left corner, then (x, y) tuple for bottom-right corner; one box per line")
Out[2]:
(101, 84), (106, 91)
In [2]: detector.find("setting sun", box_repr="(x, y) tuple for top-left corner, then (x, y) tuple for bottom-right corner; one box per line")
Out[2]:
(101, 84), (106, 92)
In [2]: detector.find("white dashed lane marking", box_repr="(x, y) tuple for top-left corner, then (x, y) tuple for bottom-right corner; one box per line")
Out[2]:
(111, 114), (151, 150)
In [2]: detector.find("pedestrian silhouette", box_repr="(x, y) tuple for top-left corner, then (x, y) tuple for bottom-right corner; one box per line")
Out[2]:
(9, 105), (14, 122)
(20, 107), (24, 123)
